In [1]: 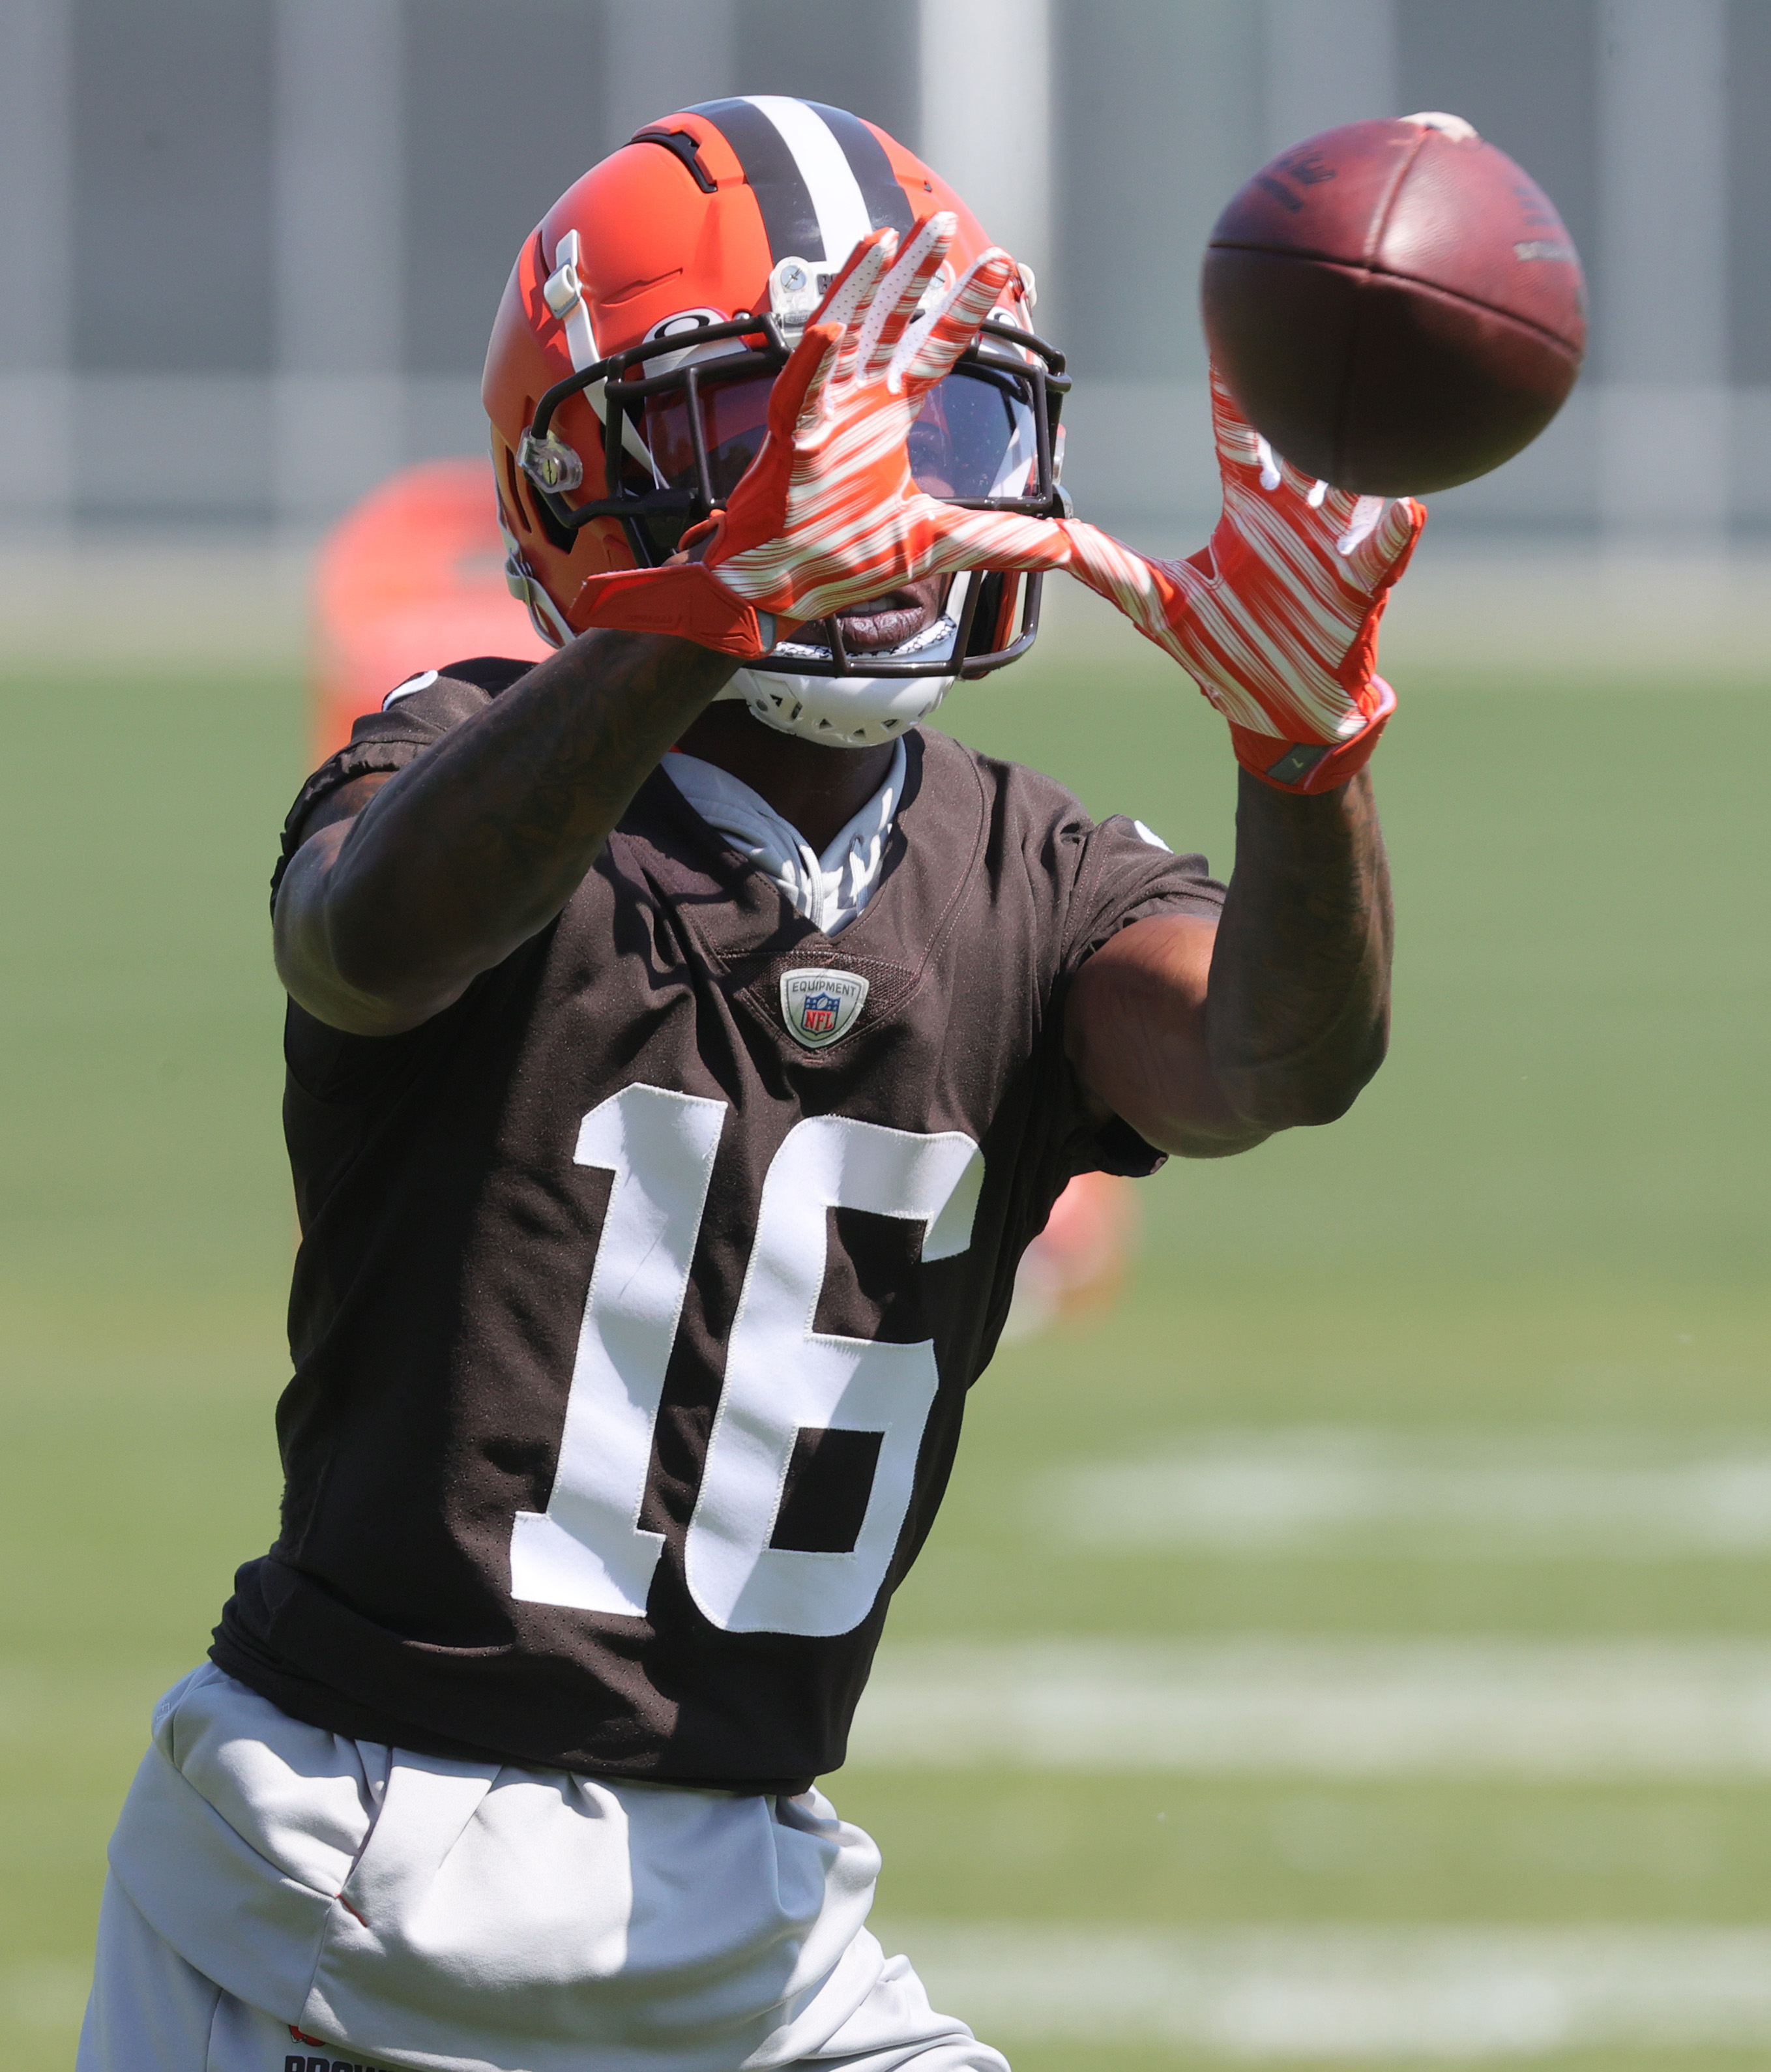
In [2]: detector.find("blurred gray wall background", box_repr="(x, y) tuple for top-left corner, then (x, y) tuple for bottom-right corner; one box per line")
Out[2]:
(0, 0), (1758, 545)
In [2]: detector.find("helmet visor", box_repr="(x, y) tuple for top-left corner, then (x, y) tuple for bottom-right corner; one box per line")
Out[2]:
(632, 360), (1041, 554)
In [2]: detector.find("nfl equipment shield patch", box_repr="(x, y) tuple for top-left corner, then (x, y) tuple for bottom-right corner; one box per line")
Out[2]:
(779, 968), (870, 1050)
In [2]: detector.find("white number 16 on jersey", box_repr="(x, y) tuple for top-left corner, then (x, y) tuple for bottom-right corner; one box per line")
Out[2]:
(508, 1082), (982, 1638)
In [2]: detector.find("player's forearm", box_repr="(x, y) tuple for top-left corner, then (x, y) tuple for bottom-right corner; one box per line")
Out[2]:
(275, 630), (738, 1035)
(1207, 767), (1392, 1127)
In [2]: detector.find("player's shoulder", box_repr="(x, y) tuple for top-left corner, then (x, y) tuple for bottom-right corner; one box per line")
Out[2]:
(916, 725), (1118, 858)
(919, 726), (1088, 827)
(913, 728), (1223, 934)
(275, 657), (539, 903)
(295, 652), (535, 814)
(346, 654), (536, 748)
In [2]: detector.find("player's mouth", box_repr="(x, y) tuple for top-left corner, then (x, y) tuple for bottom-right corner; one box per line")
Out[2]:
(832, 576), (946, 655)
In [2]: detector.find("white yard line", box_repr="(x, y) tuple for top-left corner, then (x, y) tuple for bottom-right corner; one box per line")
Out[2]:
(850, 1640), (1771, 1775)
(879, 1920), (1771, 2058)
(1044, 1430), (1771, 1558)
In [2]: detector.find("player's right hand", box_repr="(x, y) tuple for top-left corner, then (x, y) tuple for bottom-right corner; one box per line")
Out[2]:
(565, 214), (1019, 657)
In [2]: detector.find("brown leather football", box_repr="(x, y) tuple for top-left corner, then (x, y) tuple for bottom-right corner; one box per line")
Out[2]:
(1201, 115), (1587, 495)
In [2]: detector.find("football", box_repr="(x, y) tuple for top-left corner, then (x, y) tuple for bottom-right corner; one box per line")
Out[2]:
(1200, 114), (1587, 495)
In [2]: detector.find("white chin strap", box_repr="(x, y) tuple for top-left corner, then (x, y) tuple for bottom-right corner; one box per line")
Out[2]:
(718, 576), (972, 748)
(720, 663), (958, 747)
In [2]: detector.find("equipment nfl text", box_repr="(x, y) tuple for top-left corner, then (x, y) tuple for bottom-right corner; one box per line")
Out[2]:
(780, 968), (870, 1049)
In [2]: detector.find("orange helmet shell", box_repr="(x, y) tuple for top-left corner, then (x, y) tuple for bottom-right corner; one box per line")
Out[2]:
(483, 98), (1032, 645)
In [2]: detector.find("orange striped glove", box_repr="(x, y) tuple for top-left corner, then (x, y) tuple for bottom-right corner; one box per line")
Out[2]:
(567, 213), (1019, 657)
(1034, 369), (1426, 793)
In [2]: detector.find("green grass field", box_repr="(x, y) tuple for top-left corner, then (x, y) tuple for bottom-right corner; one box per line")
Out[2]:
(3, 613), (1770, 2069)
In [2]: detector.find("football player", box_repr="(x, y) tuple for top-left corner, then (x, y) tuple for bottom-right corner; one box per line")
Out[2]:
(80, 100), (1418, 2072)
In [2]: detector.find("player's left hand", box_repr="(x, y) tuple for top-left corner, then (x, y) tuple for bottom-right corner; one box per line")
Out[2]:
(1040, 368), (1426, 792)
(566, 213), (1021, 657)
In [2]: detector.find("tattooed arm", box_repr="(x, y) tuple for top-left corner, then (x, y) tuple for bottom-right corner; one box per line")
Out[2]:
(1066, 769), (1392, 1158)
(274, 632), (739, 1035)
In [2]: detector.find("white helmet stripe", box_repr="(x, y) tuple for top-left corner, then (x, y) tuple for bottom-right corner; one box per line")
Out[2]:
(746, 96), (875, 274)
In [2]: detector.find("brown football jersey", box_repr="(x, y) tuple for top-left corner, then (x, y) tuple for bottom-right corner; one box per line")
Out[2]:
(214, 660), (1224, 1791)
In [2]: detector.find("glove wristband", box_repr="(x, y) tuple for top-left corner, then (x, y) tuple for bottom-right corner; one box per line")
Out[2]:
(1228, 679), (1397, 796)
(567, 565), (780, 660)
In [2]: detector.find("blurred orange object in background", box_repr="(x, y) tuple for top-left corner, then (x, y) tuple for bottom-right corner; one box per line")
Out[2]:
(312, 458), (550, 760)
(1006, 1168), (1137, 1339)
